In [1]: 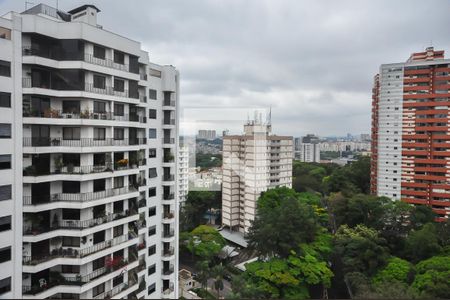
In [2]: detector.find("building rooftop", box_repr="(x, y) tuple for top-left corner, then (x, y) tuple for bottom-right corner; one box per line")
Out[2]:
(67, 4), (101, 15)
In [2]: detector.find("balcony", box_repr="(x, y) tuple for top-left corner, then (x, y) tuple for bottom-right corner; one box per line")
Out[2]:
(23, 164), (113, 177)
(93, 276), (138, 300)
(163, 118), (175, 125)
(22, 233), (135, 266)
(139, 95), (147, 103)
(163, 175), (175, 182)
(161, 284), (175, 297)
(163, 193), (175, 200)
(162, 137), (175, 144)
(163, 99), (176, 107)
(162, 247), (175, 257)
(23, 210), (137, 236)
(162, 229), (175, 238)
(163, 153), (175, 163)
(23, 109), (146, 123)
(162, 211), (175, 220)
(23, 186), (137, 206)
(23, 137), (147, 148)
(162, 264), (174, 275)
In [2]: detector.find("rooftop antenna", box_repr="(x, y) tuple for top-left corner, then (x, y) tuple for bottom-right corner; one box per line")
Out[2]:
(268, 106), (272, 125)
(56, 0), (59, 10)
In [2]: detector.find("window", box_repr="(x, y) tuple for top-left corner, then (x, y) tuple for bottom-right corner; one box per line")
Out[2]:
(92, 283), (105, 297)
(114, 51), (125, 64)
(0, 277), (11, 295)
(93, 101), (106, 113)
(113, 225), (123, 238)
(94, 128), (106, 140)
(148, 128), (156, 139)
(62, 209), (80, 220)
(93, 230), (105, 244)
(148, 206), (156, 217)
(0, 124), (11, 138)
(113, 274), (123, 287)
(62, 237), (80, 247)
(148, 225), (156, 236)
(149, 109), (157, 119)
(114, 128), (124, 140)
(148, 264), (156, 275)
(63, 153), (80, 167)
(149, 148), (156, 158)
(0, 61), (10, 77)
(114, 78), (125, 92)
(149, 89), (157, 100)
(0, 247), (11, 264)
(93, 75), (106, 89)
(61, 265), (80, 273)
(0, 216), (11, 232)
(93, 257), (105, 271)
(0, 93), (10, 108)
(114, 176), (124, 188)
(114, 103), (124, 116)
(148, 187), (156, 197)
(148, 168), (157, 178)
(62, 101), (80, 114)
(148, 282), (156, 294)
(148, 244), (156, 256)
(114, 201), (123, 213)
(0, 27), (11, 40)
(0, 185), (12, 201)
(63, 127), (81, 140)
(93, 45), (106, 59)
(63, 181), (80, 193)
(0, 155), (11, 170)
(94, 179), (106, 192)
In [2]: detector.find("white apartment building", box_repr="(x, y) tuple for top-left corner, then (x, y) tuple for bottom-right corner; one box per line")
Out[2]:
(178, 146), (189, 205)
(222, 119), (293, 234)
(0, 4), (179, 299)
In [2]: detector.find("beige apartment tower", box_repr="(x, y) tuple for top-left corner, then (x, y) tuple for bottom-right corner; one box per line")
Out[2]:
(222, 118), (293, 234)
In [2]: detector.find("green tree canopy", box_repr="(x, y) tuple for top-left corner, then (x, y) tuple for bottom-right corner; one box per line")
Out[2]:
(184, 225), (226, 260)
(411, 256), (450, 299)
(372, 257), (412, 286)
(404, 223), (442, 263)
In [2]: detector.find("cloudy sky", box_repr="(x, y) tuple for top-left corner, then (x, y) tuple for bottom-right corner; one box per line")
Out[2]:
(2, 0), (449, 137)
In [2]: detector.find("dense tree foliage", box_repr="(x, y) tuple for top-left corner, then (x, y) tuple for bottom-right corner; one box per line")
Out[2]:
(182, 225), (226, 260)
(196, 153), (222, 169)
(180, 190), (221, 231)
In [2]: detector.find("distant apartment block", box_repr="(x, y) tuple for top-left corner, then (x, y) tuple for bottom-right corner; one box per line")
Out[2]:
(178, 146), (189, 205)
(294, 135), (320, 162)
(0, 4), (179, 298)
(197, 130), (216, 140)
(371, 47), (450, 221)
(222, 119), (293, 234)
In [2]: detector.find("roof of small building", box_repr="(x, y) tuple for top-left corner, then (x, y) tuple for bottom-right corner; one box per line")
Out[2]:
(68, 4), (101, 15)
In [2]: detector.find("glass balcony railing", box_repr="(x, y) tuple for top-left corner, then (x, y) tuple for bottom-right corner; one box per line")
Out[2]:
(23, 137), (147, 147)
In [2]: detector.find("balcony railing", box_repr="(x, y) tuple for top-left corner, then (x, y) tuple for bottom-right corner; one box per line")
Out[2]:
(163, 119), (176, 125)
(140, 73), (148, 81)
(163, 175), (175, 182)
(163, 193), (175, 200)
(162, 138), (175, 144)
(84, 54), (129, 72)
(139, 95), (147, 103)
(162, 229), (175, 238)
(161, 283), (175, 295)
(163, 100), (176, 107)
(23, 137), (147, 147)
(162, 264), (174, 275)
(23, 210), (136, 235)
(162, 247), (175, 257)
(23, 109), (146, 123)
(23, 186), (137, 206)
(93, 276), (138, 300)
(23, 233), (135, 266)
(162, 211), (175, 220)
(23, 164), (113, 177)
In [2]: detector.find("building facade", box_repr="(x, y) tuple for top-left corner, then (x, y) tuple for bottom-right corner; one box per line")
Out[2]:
(197, 130), (216, 140)
(294, 135), (320, 163)
(222, 119), (293, 234)
(0, 4), (179, 299)
(371, 47), (450, 221)
(178, 146), (189, 205)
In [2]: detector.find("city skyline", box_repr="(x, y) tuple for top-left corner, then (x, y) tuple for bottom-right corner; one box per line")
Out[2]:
(1, 0), (448, 136)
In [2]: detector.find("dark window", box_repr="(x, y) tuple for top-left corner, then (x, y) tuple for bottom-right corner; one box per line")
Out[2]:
(0, 247), (10, 263)
(148, 148), (156, 158)
(114, 128), (124, 140)
(62, 101), (80, 114)
(94, 128), (106, 140)
(93, 75), (106, 89)
(62, 237), (80, 247)
(129, 56), (139, 74)
(113, 201), (123, 213)
(148, 225), (156, 237)
(128, 80), (138, 99)
(63, 181), (80, 193)
(0, 155), (11, 170)
(62, 153), (80, 167)
(114, 103), (124, 116)
(149, 89), (157, 100)
(63, 127), (81, 140)
(0, 185), (11, 201)
(92, 256), (105, 270)
(113, 225), (123, 238)
(93, 45), (106, 60)
(148, 168), (157, 178)
(148, 187), (156, 197)
(93, 179), (106, 192)
(92, 283), (105, 297)
(62, 209), (80, 220)
(0, 93), (10, 108)
(0, 216), (11, 232)
(149, 109), (157, 119)
(114, 51), (125, 64)
(114, 176), (124, 188)
(148, 282), (155, 294)
(0, 124), (11, 138)
(114, 78), (125, 92)
(148, 244), (156, 256)
(113, 274), (123, 287)
(93, 101), (106, 113)
(93, 230), (105, 244)
(0, 61), (10, 77)
(0, 277), (11, 294)
(61, 265), (80, 273)
(148, 264), (156, 275)
(148, 206), (156, 217)
(148, 129), (156, 139)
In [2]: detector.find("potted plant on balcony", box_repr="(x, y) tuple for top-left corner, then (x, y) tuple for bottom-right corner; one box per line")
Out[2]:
(80, 109), (90, 119)
(54, 156), (63, 173)
(116, 158), (128, 169)
(23, 165), (36, 176)
(51, 138), (60, 146)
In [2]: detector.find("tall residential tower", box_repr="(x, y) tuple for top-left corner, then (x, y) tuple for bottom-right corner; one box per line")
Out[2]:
(0, 4), (179, 299)
(371, 47), (450, 221)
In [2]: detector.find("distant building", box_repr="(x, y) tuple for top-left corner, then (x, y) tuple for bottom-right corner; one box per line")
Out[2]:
(179, 146), (189, 205)
(222, 118), (293, 234)
(197, 129), (216, 140)
(360, 133), (371, 142)
(294, 134), (320, 162)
